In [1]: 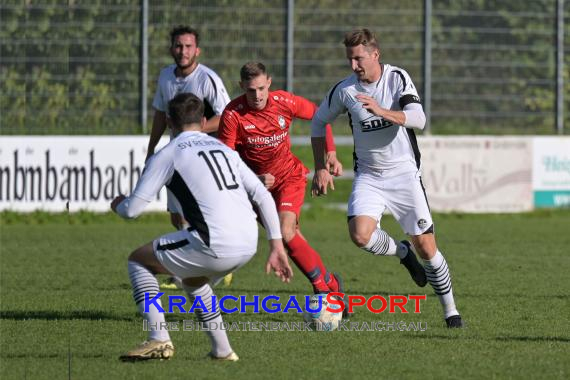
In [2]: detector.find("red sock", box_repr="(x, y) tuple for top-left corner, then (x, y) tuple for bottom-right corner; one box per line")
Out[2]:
(325, 272), (340, 293)
(286, 233), (329, 293)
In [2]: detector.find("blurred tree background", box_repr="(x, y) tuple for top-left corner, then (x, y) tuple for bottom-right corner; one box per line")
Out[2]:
(1, 0), (568, 135)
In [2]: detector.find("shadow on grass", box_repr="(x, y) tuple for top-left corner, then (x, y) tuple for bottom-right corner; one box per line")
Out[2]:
(0, 310), (304, 323)
(2, 352), (108, 359)
(448, 293), (570, 300)
(0, 310), (136, 321)
(496, 336), (570, 343)
(406, 334), (570, 343)
(2, 353), (63, 359)
(406, 334), (468, 341)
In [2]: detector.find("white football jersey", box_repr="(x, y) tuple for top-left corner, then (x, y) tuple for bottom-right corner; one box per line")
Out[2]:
(152, 63), (230, 119)
(314, 64), (422, 174)
(132, 131), (272, 257)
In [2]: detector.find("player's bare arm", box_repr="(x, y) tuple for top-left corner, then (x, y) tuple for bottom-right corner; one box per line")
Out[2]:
(324, 125), (343, 176)
(355, 94), (406, 126)
(265, 239), (293, 283)
(311, 136), (335, 196)
(258, 173), (275, 189)
(110, 194), (126, 212)
(291, 95), (343, 177)
(146, 110), (168, 161)
(201, 115), (222, 134)
(325, 150), (343, 177)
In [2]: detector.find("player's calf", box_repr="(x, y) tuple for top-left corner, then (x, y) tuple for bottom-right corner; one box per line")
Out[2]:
(182, 283), (235, 358)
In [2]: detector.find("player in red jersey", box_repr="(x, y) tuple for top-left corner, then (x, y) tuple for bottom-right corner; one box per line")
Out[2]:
(219, 61), (344, 294)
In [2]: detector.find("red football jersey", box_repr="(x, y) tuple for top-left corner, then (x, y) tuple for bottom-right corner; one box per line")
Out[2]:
(219, 90), (334, 187)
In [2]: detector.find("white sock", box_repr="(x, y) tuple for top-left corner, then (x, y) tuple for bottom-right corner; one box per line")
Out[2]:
(363, 228), (405, 257)
(184, 283), (232, 357)
(423, 251), (459, 319)
(128, 261), (171, 342)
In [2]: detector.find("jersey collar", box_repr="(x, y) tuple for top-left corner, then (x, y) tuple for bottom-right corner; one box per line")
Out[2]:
(358, 64), (385, 89)
(173, 63), (200, 79)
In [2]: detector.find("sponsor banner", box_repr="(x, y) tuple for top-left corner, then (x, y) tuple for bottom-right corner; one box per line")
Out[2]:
(2, 135), (566, 213)
(419, 137), (533, 212)
(532, 137), (570, 208)
(534, 191), (570, 208)
(0, 136), (168, 212)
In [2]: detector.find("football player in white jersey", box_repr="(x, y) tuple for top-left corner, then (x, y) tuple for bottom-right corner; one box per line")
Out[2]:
(146, 25), (231, 231)
(311, 29), (463, 328)
(112, 93), (293, 361)
(146, 26), (233, 287)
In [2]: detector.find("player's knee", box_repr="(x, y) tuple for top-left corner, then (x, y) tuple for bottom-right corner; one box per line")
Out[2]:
(279, 212), (298, 242)
(350, 229), (372, 248)
(128, 249), (150, 270)
(348, 216), (377, 248)
(281, 225), (297, 242)
(181, 276), (210, 289)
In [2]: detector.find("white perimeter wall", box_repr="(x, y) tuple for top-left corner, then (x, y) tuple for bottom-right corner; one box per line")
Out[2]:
(1, 136), (568, 213)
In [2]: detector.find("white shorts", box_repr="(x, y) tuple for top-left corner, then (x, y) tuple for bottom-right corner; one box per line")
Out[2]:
(347, 170), (433, 236)
(153, 229), (255, 284)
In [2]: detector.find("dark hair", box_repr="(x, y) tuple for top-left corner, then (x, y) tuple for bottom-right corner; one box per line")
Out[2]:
(343, 28), (379, 52)
(170, 25), (200, 47)
(168, 93), (204, 128)
(240, 61), (268, 81)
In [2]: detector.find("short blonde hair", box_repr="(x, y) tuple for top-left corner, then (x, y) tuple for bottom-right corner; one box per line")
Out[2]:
(343, 28), (379, 53)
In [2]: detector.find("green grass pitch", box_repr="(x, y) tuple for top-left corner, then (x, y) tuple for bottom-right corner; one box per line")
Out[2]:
(1, 204), (569, 379)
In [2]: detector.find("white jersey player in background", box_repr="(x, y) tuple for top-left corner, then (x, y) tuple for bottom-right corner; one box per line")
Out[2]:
(146, 25), (231, 231)
(146, 25), (233, 288)
(112, 93), (293, 362)
(311, 28), (463, 328)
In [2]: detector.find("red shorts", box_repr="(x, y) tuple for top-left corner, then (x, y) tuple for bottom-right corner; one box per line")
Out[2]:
(270, 175), (307, 219)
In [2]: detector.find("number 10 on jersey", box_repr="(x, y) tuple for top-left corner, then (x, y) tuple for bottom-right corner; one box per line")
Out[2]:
(198, 150), (239, 191)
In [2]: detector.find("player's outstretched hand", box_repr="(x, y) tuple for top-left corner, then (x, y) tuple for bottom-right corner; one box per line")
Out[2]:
(110, 194), (126, 212)
(311, 168), (334, 197)
(325, 151), (343, 177)
(258, 173), (275, 189)
(265, 239), (293, 283)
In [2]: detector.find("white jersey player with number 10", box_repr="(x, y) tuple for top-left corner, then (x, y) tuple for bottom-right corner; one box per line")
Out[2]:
(127, 132), (271, 257)
(311, 28), (463, 328)
(112, 93), (292, 362)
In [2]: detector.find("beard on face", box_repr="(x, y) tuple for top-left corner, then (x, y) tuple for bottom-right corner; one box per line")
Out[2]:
(175, 55), (196, 71)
